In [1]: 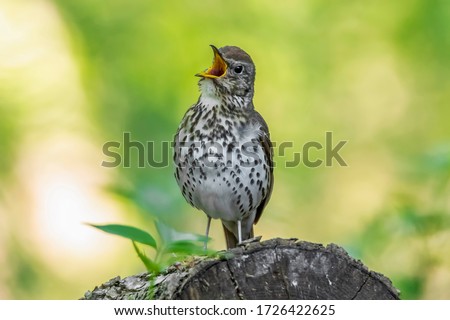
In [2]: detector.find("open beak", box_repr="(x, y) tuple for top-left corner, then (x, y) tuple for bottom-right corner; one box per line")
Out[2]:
(196, 45), (227, 78)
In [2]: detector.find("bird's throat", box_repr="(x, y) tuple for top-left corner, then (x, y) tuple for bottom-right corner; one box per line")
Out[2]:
(199, 78), (250, 110)
(199, 79), (222, 108)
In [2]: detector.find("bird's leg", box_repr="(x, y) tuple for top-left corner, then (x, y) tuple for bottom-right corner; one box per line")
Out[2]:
(204, 216), (212, 250)
(237, 219), (242, 245)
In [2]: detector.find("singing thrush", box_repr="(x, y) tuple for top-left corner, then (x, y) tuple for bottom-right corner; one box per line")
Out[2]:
(173, 45), (273, 249)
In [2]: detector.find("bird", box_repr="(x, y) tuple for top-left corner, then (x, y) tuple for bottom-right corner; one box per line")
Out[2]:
(173, 45), (273, 249)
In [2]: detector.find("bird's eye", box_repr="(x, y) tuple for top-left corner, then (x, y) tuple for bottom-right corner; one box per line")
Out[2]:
(234, 65), (244, 74)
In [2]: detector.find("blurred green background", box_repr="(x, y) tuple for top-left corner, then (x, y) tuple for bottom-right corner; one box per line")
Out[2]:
(1, 0), (449, 299)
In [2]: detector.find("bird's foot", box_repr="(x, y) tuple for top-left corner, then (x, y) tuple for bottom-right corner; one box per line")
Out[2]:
(237, 236), (262, 247)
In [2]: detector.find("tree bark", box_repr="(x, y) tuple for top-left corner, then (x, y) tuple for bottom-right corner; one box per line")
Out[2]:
(82, 238), (399, 300)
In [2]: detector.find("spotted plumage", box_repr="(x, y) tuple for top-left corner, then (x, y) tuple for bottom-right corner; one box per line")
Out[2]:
(173, 45), (273, 249)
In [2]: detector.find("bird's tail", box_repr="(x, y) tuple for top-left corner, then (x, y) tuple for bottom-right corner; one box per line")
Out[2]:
(222, 223), (254, 249)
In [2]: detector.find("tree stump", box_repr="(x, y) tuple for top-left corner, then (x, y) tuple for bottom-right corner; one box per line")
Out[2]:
(82, 238), (399, 300)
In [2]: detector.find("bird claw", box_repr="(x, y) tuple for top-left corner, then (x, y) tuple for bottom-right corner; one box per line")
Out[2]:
(237, 236), (262, 247)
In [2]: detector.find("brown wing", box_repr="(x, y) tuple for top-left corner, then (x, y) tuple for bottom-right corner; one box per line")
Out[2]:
(251, 110), (274, 225)
(222, 223), (238, 249)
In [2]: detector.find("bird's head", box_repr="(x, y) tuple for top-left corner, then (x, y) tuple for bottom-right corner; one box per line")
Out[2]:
(196, 45), (256, 102)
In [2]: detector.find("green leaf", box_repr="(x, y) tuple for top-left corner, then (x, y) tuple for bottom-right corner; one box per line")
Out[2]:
(163, 240), (210, 255)
(155, 220), (210, 244)
(89, 223), (157, 248)
(132, 241), (161, 274)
